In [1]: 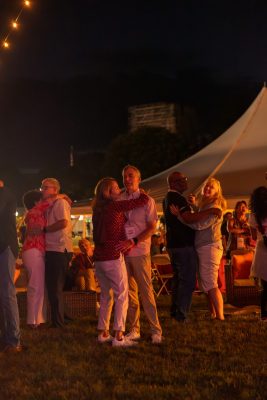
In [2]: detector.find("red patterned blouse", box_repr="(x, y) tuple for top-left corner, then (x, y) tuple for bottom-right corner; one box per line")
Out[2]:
(93, 193), (148, 261)
(22, 201), (51, 254)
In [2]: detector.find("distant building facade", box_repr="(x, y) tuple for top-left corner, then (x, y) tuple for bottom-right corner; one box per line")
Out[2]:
(128, 103), (177, 133)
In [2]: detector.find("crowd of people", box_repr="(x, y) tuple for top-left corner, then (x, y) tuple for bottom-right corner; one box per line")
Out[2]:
(0, 166), (266, 353)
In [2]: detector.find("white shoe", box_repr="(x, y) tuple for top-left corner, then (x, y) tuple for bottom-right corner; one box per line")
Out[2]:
(98, 334), (114, 343)
(151, 333), (163, 344)
(112, 336), (138, 347)
(125, 330), (141, 341)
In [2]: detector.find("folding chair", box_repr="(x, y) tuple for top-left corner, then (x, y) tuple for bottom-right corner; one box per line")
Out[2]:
(151, 254), (171, 291)
(153, 262), (173, 297)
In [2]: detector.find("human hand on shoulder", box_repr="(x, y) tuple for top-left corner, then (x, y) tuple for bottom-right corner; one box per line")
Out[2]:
(187, 193), (196, 205)
(57, 194), (72, 206)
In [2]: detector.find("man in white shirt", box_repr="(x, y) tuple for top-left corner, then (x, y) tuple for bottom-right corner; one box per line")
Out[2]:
(119, 165), (162, 344)
(41, 178), (73, 328)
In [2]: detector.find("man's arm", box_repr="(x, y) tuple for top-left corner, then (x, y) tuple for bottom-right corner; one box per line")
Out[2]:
(135, 220), (157, 242)
(170, 204), (221, 224)
(45, 219), (68, 233)
(181, 208), (221, 224)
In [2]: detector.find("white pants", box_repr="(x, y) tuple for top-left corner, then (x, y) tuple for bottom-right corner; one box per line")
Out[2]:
(22, 248), (46, 325)
(95, 255), (128, 332)
(197, 242), (223, 293)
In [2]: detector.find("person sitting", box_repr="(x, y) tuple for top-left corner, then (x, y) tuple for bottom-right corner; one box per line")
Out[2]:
(226, 201), (252, 257)
(221, 211), (232, 253)
(150, 234), (161, 256)
(70, 239), (99, 292)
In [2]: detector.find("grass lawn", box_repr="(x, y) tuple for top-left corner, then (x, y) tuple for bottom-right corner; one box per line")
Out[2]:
(0, 294), (266, 400)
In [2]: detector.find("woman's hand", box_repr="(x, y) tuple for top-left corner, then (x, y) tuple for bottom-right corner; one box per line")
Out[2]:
(169, 204), (180, 217)
(187, 193), (196, 205)
(115, 239), (134, 254)
(57, 193), (72, 206)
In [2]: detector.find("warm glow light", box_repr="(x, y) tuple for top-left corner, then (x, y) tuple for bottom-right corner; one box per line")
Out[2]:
(0, 1), (32, 61)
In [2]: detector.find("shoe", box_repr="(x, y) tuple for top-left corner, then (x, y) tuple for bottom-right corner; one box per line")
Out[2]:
(151, 333), (163, 344)
(1, 344), (26, 354)
(112, 336), (138, 347)
(98, 334), (114, 343)
(125, 330), (141, 341)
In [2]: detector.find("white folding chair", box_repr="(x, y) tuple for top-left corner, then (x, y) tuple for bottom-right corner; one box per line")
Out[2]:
(153, 262), (173, 297)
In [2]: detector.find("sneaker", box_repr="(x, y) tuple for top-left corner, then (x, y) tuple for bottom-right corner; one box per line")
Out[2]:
(151, 333), (163, 344)
(125, 330), (141, 341)
(98, 334), (114, 343)
(112, 336), (138, 347)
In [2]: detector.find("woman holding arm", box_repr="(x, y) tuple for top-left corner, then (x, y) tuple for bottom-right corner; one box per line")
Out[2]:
(92, 177), (149, 347)
(171, 178), (226, 320)
(22, 190), (51, 328)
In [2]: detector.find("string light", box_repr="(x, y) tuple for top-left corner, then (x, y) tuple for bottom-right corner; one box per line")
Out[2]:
(1, 1), (32, 54)
(12, 21), (19, 29)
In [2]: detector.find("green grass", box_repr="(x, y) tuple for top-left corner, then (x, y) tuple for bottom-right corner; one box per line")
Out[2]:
(1, 295), (266, 400)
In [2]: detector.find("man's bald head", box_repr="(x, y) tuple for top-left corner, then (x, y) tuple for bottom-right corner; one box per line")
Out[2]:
(167, 172), (188, 193)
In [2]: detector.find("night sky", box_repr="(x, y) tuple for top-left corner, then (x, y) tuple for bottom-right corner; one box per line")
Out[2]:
(0, 0), (267, 182)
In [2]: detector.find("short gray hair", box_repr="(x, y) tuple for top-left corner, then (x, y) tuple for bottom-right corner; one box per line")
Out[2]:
(41, 178), (60, 192)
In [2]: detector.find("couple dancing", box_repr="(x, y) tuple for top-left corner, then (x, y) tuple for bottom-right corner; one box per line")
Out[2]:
(22, 178), (73, 329)
(163, 172), (226, 322)
(92, 165), (162, 347)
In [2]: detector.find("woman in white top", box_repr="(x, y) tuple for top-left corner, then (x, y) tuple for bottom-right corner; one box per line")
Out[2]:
(171, 178), (226, 320)
(249, 186), (267, 321)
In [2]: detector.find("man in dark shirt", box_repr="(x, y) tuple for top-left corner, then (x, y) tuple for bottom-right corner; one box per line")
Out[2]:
(163, 171), (197, 322)
(163, 172), (219, 321)
(0, 183), (21, 352)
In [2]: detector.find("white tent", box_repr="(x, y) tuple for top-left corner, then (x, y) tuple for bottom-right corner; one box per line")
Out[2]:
(141, 86), (267, 210)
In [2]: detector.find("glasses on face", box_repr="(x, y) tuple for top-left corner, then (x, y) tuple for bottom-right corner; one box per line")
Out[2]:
(40, 185), (56, 191)
(174, 177), (188, 183)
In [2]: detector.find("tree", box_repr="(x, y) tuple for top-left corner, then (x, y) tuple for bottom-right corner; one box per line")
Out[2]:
(102, 127), (187, 182)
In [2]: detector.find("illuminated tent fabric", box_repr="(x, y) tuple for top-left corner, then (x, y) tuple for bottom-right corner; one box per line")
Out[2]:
(141, 86), (267, 210)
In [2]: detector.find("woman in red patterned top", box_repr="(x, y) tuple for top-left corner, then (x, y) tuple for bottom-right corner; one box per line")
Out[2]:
(22, 190), (53, 328)
(93, 177), (148, 347)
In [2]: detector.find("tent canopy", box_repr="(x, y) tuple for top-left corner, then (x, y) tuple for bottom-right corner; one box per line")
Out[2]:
(141, 86), (267, 210)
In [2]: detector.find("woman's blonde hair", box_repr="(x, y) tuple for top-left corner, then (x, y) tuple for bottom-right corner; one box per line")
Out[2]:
(198, 177), (227, 211)
(92, 177), (117, 211)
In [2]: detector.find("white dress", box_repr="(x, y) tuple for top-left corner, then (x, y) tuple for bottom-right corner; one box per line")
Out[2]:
(249, 214), (267, 281)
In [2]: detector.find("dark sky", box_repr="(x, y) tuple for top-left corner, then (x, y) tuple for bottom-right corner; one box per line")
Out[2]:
(0, 0), (267, 172)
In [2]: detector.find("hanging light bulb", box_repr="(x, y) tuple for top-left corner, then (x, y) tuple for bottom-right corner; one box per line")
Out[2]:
(24, 0), (31, 7)
(3, 41), (10, 48)
(12, 21), (18, 29)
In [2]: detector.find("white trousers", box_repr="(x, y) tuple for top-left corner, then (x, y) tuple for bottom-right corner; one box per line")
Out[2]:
(95, 255), (128, 332)
(22, 248), (46, 325)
